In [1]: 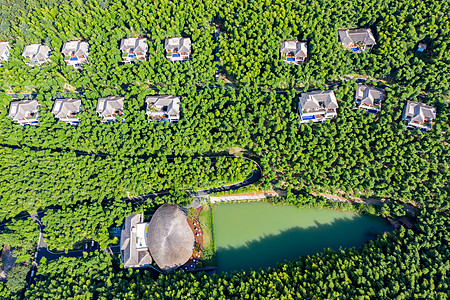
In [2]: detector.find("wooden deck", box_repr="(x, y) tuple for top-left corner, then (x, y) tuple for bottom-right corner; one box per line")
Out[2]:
(180, 207), (204, 271)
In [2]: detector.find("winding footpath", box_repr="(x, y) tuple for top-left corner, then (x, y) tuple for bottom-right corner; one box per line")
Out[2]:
(0, 148), (263, 283)
(29, 153), (262, 266)
(125, 155), (262, 206)
(1, 143), (416, 278)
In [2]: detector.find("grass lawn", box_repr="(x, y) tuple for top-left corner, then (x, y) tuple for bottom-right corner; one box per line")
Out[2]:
(198, 203), (216, 267)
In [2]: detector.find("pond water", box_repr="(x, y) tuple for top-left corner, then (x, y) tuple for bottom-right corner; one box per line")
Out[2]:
(214, 202), (393, 273)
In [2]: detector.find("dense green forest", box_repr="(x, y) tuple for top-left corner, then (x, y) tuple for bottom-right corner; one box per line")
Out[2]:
(2, 83), (447, 216)
(271, 193), (408, 219)
(0, 218), (38, 262)
(41, 201), (132, 252)
(218, 0), (450, 92)
(0, 0), (449, 298)
(3, 210), (444, 299)
(0, 146), (254, 220)
(0, 0), (216, 93)
(41, 191), (190, 252)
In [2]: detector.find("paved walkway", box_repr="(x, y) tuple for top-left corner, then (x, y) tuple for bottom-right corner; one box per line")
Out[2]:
(209, 190), (286, 203)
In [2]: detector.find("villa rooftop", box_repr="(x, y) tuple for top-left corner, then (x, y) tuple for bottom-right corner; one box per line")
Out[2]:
(8, 99), (40, 126)
(61, 41), (89, 69)
(402, 100), (436, 131)
(339, 29), (376, 46)
(355, 85), (385, 113)
(120, 38), (147, 52)
(61, 41), (89, 56)
(96, 96), (124, 122)
(299, 90), (338, 110)
(298, 90), (339, 124)
(52, 98), (82, 125)
(120, 214), (152, 268)
(0, 42), (11, 63)
(145, 95), (180, 123)
(120, 38), (148, 63)
(22, 44), (51, 65)
(165, 37), (191, 62)
(339, 29), (376, 53)
(280, 41), (308, 64)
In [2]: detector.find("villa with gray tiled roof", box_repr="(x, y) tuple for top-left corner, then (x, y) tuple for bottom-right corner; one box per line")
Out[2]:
(22, 44), (51, 66)
(338, 29), (376, 53)
(8, 100), (40, 126)
(0, 42), (11, 66)
(96, 96), (124, 123)
(120, 38), (148, 63)
(402, 100), (436, 131)
(280, 41), (307, 65)
(145, 95), (180, 123)
(355, 85), (385, 114)
(298, 90), (338, 124)
(52, 98), (82, 126)
(165, 37), (191, 62)
(120, 214), (152, 268)
(61, 41), (89, 69)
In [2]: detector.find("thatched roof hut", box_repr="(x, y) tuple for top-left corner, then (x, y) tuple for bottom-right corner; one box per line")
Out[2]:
(147, 204), (194, 271)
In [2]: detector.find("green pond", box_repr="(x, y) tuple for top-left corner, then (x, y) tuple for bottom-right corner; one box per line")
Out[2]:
(214, 202), (393, 273)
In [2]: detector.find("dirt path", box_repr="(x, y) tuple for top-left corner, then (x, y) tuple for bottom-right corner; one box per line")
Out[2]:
(311, 192), (418, 214)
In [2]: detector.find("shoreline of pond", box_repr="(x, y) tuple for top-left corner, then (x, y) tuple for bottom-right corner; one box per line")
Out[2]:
(208, 201), (397, 274)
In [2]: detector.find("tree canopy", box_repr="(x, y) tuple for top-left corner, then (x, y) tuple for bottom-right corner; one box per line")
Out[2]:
(0, 0), (449, 298)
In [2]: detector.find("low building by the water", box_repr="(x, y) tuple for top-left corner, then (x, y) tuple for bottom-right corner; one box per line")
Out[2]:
(96, 96), (124, 123)
(8, 100), (40, 126)
(120, 214), (152, 268)
(165, 37), (191, 62)
(120, 204), (195, 272)
(120, 38), (148, 63)
(354, 85), (385, 114)
(338, 28), (376, 53)
(145, 95), (180, 123)
(401, 100), (436, 131)
(22, 44), (51, 66)
(61, 41), (89, 69)
(280, 41), (308, 65)
(51, 98), (82, 126)
(298, 90), (338, 124)
(147, 204), (195, 271)
(0, 42), (11, 66)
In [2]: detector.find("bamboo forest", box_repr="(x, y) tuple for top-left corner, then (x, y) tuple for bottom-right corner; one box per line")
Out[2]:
(0, 0), (449, 298)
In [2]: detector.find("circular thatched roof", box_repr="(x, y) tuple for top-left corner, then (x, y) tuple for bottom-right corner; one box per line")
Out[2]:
(147, 204), (194, 271)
